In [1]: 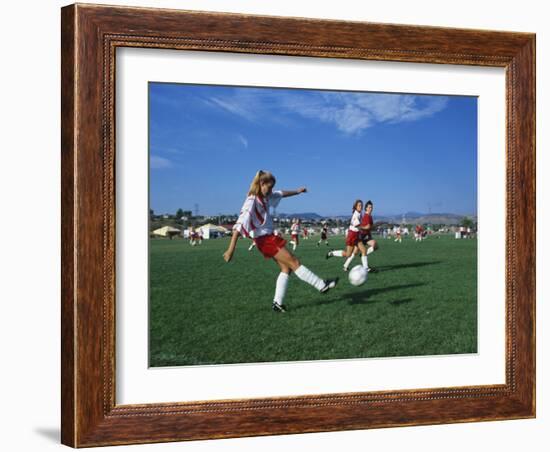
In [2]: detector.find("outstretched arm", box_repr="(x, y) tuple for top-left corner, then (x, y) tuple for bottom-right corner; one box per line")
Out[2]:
(281, 187), (307, 198)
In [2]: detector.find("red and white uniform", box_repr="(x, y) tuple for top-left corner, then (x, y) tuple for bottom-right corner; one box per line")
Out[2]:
(291, 222), (300, 243)
(360, 213), (373, 242)
(233, 190), (286, 258)
(345, 210), (362, 246)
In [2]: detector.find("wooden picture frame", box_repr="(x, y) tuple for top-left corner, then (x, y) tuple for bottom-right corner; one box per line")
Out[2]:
(61, 3), (535, 447)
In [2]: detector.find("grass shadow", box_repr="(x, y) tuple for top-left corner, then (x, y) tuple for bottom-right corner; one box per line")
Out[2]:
(389, 297), (414, 306)
(375, 261), (442, 272)
(294, 283), (425, 310)
(343, 283), (426, 305)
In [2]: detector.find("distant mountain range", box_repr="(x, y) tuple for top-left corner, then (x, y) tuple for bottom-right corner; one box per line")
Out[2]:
(276, 211), (476, 225)
(276, 212), (324, 220)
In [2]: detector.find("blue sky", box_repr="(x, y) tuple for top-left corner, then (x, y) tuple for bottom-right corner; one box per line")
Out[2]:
(149, 83), (477, 217)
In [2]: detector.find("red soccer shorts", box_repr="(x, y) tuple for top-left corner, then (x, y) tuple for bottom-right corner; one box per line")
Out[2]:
(254, 234), (287, 259)
(345, 230), (359, 246)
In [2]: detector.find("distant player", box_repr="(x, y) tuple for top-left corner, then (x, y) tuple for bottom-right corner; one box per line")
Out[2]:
(223, 170), (338, 313)
(343, 200), (378, 272)
(290, 218), (300, 251)
(188, 227), (196, 246)
(302, 226), (309, 240)
(414, 224), (424, 242)
(317, 222), (329, 247)
(394, 225), (403, 243)
(326, 199), (370, 270)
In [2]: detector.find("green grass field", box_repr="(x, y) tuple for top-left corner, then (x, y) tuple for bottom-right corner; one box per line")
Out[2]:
(149, 234), (477, 367)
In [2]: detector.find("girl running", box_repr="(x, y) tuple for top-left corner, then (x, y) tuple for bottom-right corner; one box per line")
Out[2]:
(317, 222), (329, 247)
(342, 200), (378, 272)
(223, 170), (339, 312)
(326, 199), (369, 270)
(290, 218), (300, 250)
(394, 225), (403, 243)
(188, 227), (196, 246)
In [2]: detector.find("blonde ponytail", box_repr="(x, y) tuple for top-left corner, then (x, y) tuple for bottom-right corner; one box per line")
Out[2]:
(248, 170), (276, 196)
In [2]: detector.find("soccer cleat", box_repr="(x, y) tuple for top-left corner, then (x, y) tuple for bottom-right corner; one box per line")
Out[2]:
(343, 266), (349, 272)
(326, 250), (334, 259)
(272, 302), (287, 313)
(367, 267), (377, 273)
(320, 277), (339, 294)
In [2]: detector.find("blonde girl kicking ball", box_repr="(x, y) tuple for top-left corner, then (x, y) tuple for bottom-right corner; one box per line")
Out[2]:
(223, 170), (339, 313)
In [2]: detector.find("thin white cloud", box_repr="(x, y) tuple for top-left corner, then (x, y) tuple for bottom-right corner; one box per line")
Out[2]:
(208, 97), (257, 122)
(204, 89), (449, 135)
(237, 134), (249, 148)
(150, 155), (173, 169)
(150, 144), (186, 155)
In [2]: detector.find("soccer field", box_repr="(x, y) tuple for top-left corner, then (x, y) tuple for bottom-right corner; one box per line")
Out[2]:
(149, 234), (477, 367)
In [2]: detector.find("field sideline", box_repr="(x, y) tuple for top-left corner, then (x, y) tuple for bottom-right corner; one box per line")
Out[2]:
(149, 234), (477, 367)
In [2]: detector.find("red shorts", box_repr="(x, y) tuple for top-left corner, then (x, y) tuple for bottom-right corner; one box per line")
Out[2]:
(291, 233), (299, 243)
(254, 234), (287, 259)
(345, 230), (359, 247)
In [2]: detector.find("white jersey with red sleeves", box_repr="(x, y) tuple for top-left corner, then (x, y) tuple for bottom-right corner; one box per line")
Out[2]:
(291, 223), (300, 235)
(349, 210), (362, 232)
(233, 190), (283, 238)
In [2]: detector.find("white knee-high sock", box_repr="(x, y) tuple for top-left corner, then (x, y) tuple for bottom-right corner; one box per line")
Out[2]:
(273, 272), (290, 305)
(343, 255), (355, 270)
(294, 265), (325, 291)
(361, 255), (368, 268)
(330, 250), (344, 257)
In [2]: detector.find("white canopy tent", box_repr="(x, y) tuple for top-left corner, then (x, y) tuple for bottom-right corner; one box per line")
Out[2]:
(152, 226), (181, 238)
(197, 223), (228, 239)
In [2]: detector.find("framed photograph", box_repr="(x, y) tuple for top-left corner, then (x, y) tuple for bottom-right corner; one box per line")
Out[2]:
(61, 3), (535, 447)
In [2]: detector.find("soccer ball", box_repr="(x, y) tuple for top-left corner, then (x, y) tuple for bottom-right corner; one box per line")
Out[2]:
(348, 265), (368, 287)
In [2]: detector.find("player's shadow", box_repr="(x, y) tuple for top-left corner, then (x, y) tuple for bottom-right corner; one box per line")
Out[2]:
(298, 283), (424, 310)
(388, 297), (414, 306)
(343, 283), (426, 306)
(375, 261), (441, 272)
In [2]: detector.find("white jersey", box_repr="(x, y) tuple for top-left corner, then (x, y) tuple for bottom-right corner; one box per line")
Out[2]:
(349, 210), (362, 232)
(291, 223), (300, 235)
(233, 190), (283, 238)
